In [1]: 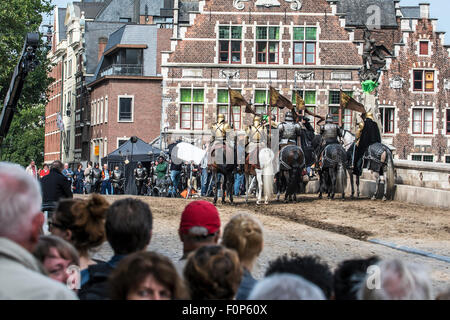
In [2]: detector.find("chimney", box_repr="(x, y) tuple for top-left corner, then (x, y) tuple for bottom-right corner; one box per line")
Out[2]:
(419, 3), (430, 19)
(98, 37), (108, 62)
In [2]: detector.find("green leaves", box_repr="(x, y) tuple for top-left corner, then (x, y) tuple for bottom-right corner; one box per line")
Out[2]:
(0, 0), (53, 166)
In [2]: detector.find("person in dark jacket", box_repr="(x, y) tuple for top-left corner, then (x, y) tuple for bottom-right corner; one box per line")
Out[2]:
(73, 164), (84, 194)
(41, 160), (73, 208)
(78, 198), (153, 300)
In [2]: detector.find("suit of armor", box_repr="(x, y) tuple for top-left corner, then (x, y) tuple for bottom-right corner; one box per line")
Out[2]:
(134, 164), (148, 195)
(210, 114), (231, 147)
(111, 169), (124, 194)
(278, 113), (302, 147)
(91, 167), (102, 193)
(318, 115), (343, 160)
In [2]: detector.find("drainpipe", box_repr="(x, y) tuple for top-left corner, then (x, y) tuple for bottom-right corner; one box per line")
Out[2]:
(60, 56), (65, 162)
(173, 0), (179, 39)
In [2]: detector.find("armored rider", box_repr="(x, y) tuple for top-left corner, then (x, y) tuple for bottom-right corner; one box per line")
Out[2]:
(210, 113), (231, 147)
(277, 111), (303, 149)
(111, 165), (124, 195)
(134, 161), (148, 196)
(353, 112), (381, 175)
(319, 114), (343, 157)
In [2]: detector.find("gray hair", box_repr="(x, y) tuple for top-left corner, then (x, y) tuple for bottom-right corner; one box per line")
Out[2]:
(358, 259), (433, 300)
(0, 162), (42, 237)
(248, 273), (326, 300)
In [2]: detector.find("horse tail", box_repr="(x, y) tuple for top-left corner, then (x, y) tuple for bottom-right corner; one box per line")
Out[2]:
(259, 148), (274, 198)
(385, 150), (395, 200)
(336, 162), (347, 194)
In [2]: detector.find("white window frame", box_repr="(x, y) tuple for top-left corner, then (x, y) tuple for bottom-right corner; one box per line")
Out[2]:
(379, 107), (396, 135)
(411, 107), (434, 135)
(117, 95), (134, 123)
(417, 39), (432, 57)
(117, 137), (129, 148)
(100, 98), (104, 124)
(105, 96), (108, 123)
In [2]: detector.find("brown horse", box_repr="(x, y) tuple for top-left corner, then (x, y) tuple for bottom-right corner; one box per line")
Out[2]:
(207, 141), (238, 205)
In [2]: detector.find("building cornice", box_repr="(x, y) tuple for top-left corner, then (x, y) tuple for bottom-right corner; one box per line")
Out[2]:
(162, 63), (362, 70)
(87, 75), (163, 88)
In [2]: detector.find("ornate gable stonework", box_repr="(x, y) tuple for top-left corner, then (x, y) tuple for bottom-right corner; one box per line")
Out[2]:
(233, 0), (302, 11)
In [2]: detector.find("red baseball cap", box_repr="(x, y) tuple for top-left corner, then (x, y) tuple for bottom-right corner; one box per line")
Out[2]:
(179, 200), (221, 235)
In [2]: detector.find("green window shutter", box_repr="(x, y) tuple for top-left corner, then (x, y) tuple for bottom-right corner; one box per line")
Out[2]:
(217, 89), (228, 103)
(293, 27), (304, 41)
(305, 27), (317, 40)
(231, 26), (242, 39)
(219, 26), (230, 39)
(292, 92), (296, 104)
(254, 90), (267, 104)
(305, 91), (316, 104)
(192, 89), (204, 103)
(180, 89), (191, 102)
(269, 27), (279, 40)
(256, 27), (267, 40)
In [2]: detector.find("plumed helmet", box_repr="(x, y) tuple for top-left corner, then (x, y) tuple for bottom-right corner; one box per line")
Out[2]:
(217, 113), (225, 122)
(284, 111), (294, 122)
(325, 114), (334, 123)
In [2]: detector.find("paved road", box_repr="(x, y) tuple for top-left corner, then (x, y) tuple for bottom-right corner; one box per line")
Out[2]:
(87, 195), (450, 296)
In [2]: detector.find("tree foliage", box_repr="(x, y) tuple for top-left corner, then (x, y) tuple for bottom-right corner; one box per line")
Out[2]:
(0, 0), (54, 167)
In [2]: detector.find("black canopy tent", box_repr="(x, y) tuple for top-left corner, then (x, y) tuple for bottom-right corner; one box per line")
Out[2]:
(101, 137), (164, 195)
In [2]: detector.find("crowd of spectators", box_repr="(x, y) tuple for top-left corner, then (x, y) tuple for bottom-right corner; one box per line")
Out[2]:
(0, 161), (448, 300)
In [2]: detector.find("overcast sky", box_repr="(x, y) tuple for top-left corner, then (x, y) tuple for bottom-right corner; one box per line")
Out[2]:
(45, 0), (450, 44)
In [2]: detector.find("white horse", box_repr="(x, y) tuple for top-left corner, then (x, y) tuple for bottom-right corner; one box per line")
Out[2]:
(341, 129), (395, 201)
(245, 147), (275, 205)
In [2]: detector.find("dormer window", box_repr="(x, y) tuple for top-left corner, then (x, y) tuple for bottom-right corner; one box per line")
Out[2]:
(419, 41), (429, 55)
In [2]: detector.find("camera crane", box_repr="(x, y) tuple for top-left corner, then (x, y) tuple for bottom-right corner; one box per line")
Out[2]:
(0, 32), (40, 147)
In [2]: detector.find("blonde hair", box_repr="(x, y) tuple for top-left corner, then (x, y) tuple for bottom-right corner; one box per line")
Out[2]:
(222, 212), (263, 263)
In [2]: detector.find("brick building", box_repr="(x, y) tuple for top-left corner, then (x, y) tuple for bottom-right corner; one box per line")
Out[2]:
(44, 7), (67, 163)
(161, 0), (450, 164)
(161, 0), (365, 147)
(87, 25), (172, 164)
(375, 3), (450, 163)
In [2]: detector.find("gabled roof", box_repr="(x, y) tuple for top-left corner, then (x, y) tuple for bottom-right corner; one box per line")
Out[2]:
(58, 8), (67, 41)
(336, 0), (398, 27)
(400, 6), (420, 19)
(90, 24), (160, 82)
(73, 1), (107, 19)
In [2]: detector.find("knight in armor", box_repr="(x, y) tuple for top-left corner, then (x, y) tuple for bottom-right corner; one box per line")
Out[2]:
(111, 165), (124, 195)
(319, 114), (344, 156)
(277, 111), (303, 148)
(90, 163), (102, 194)
(353, 112), (381, 175)
(134, 161), (148, 196)
(210, 113), (231, 147)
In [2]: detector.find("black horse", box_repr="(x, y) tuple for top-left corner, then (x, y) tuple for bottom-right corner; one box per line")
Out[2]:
(276, 145), (305, 202)
(318, 143), (347, 199)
